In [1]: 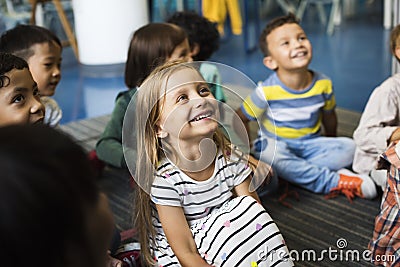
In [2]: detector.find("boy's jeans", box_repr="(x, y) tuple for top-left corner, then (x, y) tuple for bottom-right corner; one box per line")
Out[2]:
(251, 135), (356, 194)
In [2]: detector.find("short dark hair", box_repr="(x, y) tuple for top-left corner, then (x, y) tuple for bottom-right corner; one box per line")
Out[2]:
(0, 52), (29, 88)
(124, 23), (187, 88)
(167, 11), (220, 61)
(259, 13), (300, 57)
(0, 24), (62, 61)
(0, 124), (99, 267)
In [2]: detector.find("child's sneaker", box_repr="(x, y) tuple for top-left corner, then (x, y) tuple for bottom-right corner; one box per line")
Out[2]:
(325, 168), (377, 202)
(114, 242), (141, 267)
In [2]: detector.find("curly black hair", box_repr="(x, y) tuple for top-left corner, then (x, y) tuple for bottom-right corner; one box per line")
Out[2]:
(0, 52), (28, 88)
(167, 11), (220, 61)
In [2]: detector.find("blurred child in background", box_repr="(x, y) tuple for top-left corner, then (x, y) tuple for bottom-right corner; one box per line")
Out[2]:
(96, 22), (192, 170)
(167, 11), (226, 103)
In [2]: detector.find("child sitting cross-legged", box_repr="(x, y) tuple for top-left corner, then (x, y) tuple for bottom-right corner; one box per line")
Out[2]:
(235, 14), (377, 201)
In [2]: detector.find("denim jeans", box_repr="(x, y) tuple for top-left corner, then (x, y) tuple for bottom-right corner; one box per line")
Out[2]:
(251, 135), (356, 194)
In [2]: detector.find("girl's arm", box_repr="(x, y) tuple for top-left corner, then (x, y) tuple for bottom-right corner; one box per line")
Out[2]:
(156, 204), (213, 267)
(233, 175), (261, 203)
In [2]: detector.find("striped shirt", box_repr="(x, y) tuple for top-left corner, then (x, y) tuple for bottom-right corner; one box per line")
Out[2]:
(241, 71), (336, 140)
(150, 149), (252, 231)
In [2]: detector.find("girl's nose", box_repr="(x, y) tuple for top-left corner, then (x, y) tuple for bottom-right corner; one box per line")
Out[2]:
(193, 96), (207, 108)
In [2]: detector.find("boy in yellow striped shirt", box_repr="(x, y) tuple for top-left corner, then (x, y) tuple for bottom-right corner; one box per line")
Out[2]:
(235, 14), (377, 201)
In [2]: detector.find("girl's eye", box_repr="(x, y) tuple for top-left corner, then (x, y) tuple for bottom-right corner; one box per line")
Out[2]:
(299, 36), (307, 41)
(199, 87), (210, 95)
(281, 41), (289, 46)
(177, 95), (188, 102)
(13, 94), (25, 103)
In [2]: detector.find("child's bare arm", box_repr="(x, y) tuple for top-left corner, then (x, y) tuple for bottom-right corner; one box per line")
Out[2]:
(156, 205), (213, 267)
(247, 155), (273, 189)
(322, 110), (337, 137)
(233, 175), (261, 203)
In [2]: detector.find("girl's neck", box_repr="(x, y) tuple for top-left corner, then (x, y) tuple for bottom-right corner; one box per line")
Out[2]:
(166, 138), (217, 181)
(182, 160), (215, 181)
(277, 69), (313, 91)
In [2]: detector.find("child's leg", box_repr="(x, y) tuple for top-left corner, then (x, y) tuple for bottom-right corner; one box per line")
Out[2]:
(298, 137), (356, 171)
(194, 196), (294, 266)
(252, 136), (339, 194)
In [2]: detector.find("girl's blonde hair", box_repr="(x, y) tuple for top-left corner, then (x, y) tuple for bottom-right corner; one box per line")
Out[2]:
(133, 60), (230, 265)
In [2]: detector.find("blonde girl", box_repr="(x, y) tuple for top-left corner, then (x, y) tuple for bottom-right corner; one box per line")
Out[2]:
(133, 61), (293, 267)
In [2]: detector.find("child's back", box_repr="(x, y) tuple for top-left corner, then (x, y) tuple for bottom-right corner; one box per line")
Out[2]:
(0, 124), (115, 267)
(0, 24), (63, 126)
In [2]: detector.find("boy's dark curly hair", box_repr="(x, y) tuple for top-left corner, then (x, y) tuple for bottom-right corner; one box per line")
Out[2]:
(167, 11), (220, 61)
(0, 52), (29, 88)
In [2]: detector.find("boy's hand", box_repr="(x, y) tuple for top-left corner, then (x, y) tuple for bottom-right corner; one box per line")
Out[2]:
(390, 127), (400, 142)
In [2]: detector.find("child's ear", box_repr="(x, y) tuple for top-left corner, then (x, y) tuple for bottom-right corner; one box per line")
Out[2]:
(395, 46), (400, 62)
(156, 125), (168, 139)
(263, 56), (278, 71)
(190, 43), (200, 58)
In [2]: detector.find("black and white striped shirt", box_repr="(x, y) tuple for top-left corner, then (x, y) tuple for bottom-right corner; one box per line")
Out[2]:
(151, 150), (252, 229)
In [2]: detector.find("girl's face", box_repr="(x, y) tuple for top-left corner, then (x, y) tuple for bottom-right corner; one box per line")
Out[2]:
(27, 41), (62, 97)
(157, 68), (218, 144)
(0, 68), (45, 126)
(167, 39), (193, 63)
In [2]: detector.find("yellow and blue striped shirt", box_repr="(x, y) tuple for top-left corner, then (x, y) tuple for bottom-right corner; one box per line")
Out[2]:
(241, 71), (336, 140)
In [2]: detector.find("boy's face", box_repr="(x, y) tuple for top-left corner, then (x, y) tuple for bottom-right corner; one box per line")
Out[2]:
(0, 68), (45, 126)
(263, 23), (312, 72)
(27, 41), (62, 97)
